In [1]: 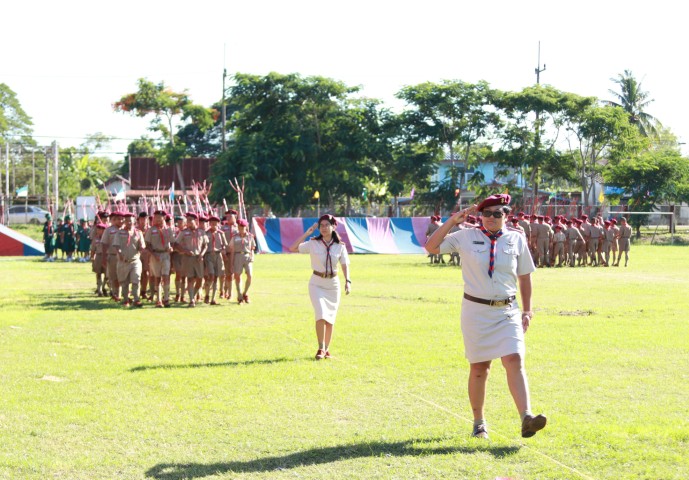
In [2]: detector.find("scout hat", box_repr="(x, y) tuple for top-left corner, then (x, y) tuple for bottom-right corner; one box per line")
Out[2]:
(477, 194), (511, 211)
(209, 215), (221, 222)
(185, 212), (199, 220)
(318, 214), (337, 226)
(237, 219), (249, 227)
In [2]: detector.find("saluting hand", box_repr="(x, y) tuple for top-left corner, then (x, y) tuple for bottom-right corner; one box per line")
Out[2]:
(305, 223), (318, 236)
(450, 205), (478, 226)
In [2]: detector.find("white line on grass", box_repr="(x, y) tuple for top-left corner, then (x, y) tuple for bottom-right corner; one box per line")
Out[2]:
(278, 328), (596, 480)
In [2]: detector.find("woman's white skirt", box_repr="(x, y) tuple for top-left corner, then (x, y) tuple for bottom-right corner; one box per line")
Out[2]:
(308, 275), (341, 324)
(460, 298), (524, 363)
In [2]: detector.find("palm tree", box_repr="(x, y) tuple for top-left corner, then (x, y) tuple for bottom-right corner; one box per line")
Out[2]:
(606, 70), (662, 138)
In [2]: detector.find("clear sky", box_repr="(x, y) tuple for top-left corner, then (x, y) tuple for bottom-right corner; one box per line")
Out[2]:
(2, 0), (686, 161)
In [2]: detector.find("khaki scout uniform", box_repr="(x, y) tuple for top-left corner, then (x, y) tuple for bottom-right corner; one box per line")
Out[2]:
(603, 226), (616, 265)
(536, 222), (553, 267)
(552, 229), (566, 266)
(221, 223), (238, 270)
(101, 224), (121, 296)
(566, 224), (584, 267)
(618, 224), (632, 252)
(231, 233), (256, 275)
(145, 226), (173, 277)
(113, 228), (146, 303)
(205, 229), (228, 277)
(175, 227), (208, 279)
(588, 223), (604, 265)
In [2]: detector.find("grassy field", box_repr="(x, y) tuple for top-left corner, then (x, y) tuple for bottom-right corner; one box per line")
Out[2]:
(0, 247), (688, 479)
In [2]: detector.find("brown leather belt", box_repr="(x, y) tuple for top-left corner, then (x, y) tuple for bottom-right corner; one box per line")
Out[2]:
(313, 270), (336, 279)
(464, 293), (515, 307)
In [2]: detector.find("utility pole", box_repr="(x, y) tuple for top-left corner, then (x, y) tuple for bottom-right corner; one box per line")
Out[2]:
(221, 44), (227, 152)
(53, 141), (59, 214)
(32, 149), (36, 195)
(5, 143), (9, 203)
(530, 41), (546, 213)
(45, 146), (50, 212)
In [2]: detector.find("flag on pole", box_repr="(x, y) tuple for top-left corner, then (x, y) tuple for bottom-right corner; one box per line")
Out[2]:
(598, 191), (605, 203)
(15, 185), (28, 198)
(114, 188), (126, 202)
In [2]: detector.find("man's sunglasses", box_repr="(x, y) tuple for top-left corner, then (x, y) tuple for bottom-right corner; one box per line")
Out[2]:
(481, 210), (504, 218)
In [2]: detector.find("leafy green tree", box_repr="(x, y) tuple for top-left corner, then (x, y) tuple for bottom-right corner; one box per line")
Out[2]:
(396, 80), (500, 190)
(114, 79), (218, 192)
(564, 104), (646, 207)
(210, 72), (385, 214)
(0, 83), (33, 145)
(58, 134), (118, 203)
(606, 70), (662, 138)
(493, 85), (594, 208)
(605, 147), (689, 236)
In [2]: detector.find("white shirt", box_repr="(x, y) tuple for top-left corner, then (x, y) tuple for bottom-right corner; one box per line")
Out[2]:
(298, 238), (350, 274)
(439, 227), (534, 299)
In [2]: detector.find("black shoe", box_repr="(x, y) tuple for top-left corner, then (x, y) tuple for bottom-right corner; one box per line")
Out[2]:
(521, 414), (547, 438)
(471, 423), (489, 439)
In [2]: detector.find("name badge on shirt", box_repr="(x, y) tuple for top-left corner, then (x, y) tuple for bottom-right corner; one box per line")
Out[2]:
(473, 241), (485, 245)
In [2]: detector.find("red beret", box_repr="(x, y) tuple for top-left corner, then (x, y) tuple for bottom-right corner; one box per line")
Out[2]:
(477, 194), (511, 211)
(610, 219), (617, 224)
(225, 209), (238, 216)
(237, 219), (249, 227)
(185, 212), (199, 220)
(122, 212), (135, 218)
(153, 209), (167, 216)
(581, 214), (588, 219)
(555, 225), (562, 229)
(209, 215), (220, 222)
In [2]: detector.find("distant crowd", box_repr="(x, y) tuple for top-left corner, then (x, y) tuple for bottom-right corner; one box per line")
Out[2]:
(426, 211), (633, 268)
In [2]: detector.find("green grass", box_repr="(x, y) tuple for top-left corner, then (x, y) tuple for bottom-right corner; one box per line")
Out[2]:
(0, 247), (688, 479)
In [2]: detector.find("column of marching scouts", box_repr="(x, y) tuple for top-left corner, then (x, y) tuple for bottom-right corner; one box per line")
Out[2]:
(426, 211), (633, 267)
(41, 208), (255, 308)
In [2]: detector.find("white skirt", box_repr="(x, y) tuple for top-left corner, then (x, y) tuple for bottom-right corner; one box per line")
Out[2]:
(308, 275), (341, 324)
(460, 298), (524, 363)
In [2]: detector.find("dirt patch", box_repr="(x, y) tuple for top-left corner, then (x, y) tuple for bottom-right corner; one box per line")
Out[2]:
(40, 375), (66, 382)
(559, 310), (595, 316)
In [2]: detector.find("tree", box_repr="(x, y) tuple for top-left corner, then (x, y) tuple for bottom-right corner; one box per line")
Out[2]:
(58, 134), (118, 203)
(606, 70), (662, 138)
(605, 147), (689, 237)
(493, 85), (595, 208)
(396, 80), (500, 190)
(210, 72), (383, 214)
(0, 83), (33, 145)
(564, 104), (646, 207)
(114, 79), (218, 192)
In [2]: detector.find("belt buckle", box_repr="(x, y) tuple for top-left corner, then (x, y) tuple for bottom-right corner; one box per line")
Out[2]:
(491, 299), (507, 307)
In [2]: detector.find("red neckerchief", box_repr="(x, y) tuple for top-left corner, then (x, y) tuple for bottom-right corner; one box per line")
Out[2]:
(479, 226), (503, 278)
(321, 238), (335, 276)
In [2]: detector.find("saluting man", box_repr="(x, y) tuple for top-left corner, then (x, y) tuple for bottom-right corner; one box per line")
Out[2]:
(426, 194), (546, 440)
(113, 212), (146, 307)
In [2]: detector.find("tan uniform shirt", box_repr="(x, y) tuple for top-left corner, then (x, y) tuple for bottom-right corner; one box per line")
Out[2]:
(231, 233), (255, 255)
(145, 226), (173, 252)
(207, 230), (228, 253)
(113, 228), (146, 262)
(101, 225), (121, 255)
(175, 228), (208, 256)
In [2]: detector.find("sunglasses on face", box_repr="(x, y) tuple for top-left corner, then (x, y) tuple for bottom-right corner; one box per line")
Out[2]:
(481, 210), (504, 218)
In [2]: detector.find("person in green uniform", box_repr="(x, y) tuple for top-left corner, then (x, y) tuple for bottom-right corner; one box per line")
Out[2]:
(76, 219), (92, 262)
(55, 217), (64, 260)
(42, 213), (56, 262)
(60, 215), (77, 262)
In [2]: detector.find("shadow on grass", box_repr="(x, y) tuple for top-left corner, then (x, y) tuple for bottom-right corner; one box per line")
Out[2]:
(26, 292), (115, 311)
(129, 357), (292, 372)
(145, 438), (519, 479)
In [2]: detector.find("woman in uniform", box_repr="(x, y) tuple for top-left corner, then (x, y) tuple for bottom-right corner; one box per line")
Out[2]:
(426, 194), (546, 440)
(229, 219), (255, 304)
(289, 214), (351, 360)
